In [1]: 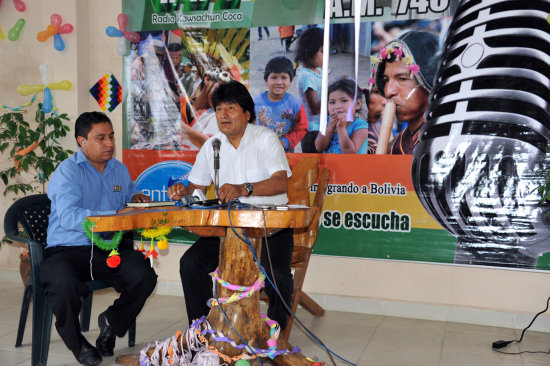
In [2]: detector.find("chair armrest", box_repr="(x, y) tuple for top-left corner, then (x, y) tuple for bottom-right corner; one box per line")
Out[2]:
(3, 209), (28, 244)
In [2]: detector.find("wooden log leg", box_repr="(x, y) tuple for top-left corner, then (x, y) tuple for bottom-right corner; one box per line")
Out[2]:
(116, 228), (320, 366)
(206, 228), (271, 356)
(207, 228), (316, 366)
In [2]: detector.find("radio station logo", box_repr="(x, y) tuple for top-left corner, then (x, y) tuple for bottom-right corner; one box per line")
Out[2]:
(153, 0), (243, 13)
(135, 160), (193, 201)
(150, 0), (252, 26)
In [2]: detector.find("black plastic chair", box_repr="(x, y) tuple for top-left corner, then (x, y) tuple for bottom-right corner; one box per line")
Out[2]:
(4, 194), (136, 366)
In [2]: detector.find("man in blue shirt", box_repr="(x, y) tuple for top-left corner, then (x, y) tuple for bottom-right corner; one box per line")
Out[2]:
(41, 112), (157, 366)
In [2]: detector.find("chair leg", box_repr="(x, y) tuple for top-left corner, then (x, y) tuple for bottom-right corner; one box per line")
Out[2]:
(128, 320), (136, 347)
(28, 241), (52, 366)
(299, 291), (325, 317)
(80, 291), (93, 332)
(15, 281), (33, 347)
(31, 279), (52, 366)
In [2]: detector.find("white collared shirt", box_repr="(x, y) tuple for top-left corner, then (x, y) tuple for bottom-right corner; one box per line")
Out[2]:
(188, 123), (291, 205)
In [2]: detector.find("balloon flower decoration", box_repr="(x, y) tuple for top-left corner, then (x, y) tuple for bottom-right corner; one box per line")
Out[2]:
(37, 13), (73, 51)
(106, 13), (139, 55)
(17, 64), (72, 113)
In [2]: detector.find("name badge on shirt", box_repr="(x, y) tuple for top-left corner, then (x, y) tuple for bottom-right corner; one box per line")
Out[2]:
(113, 185), (122, 192)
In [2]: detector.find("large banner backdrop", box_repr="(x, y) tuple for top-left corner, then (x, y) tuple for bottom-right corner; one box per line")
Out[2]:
(121, 0), (550, 270)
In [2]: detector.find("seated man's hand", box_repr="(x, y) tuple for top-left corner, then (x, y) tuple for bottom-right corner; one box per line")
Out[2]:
(217, 183), (246, 203)
(132, 193), (151, 203)
(168, 183), (186, 201)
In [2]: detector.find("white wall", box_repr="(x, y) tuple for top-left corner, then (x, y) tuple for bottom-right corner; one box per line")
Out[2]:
(0, 1), (548, 332)
(0, 0), (122, 266)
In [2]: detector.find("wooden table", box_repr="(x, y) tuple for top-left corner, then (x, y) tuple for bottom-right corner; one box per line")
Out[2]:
(87, 205), (318, 366)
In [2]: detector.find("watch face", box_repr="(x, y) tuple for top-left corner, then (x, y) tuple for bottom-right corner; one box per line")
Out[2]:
(244, 182), (254, 195)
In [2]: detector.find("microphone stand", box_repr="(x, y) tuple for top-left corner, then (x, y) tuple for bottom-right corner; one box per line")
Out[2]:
(214, 149), (220, 198)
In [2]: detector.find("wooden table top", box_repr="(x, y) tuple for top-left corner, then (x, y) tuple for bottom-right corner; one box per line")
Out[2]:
(86, 205), (315, 232)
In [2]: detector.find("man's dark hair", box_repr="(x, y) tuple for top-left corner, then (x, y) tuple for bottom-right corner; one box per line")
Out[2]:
(264, 56), (295, 81)
(167, 42), (183, 52)
(211, 81), (256, 123)
(295, 27), (324, 67)
(74, 112), (112, 146)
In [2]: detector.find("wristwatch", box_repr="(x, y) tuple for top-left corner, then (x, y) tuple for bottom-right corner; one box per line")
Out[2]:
(243, 182), (254, 197)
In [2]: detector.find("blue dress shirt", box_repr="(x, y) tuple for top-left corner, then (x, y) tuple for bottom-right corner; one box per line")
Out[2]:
(46, 148), (140, 248)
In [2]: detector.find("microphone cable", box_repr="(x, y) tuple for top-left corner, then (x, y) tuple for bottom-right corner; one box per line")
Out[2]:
(492, 296), (550, 355)
(225, 200), (356, 366)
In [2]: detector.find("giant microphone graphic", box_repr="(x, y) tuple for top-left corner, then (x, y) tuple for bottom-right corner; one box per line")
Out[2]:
(411, 0), (550, 268)
(212, 138), (221, 197)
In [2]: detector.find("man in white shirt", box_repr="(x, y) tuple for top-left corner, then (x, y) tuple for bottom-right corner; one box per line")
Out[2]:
(168, 81), (294, 330)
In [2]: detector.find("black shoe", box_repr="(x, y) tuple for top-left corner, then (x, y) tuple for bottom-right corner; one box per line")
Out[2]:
(96, 312), (116, 356)
(75, 337), (102, 366)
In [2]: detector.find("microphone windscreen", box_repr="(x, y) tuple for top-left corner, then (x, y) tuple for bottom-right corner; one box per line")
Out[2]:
(411, 0), (550, 265)
(212, 138), (221, 151)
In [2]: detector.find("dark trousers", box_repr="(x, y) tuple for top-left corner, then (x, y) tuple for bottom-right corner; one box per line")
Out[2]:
(180, 229), (294, 329)
(40, 234), (157, 355)
(257, 26), (270, 38)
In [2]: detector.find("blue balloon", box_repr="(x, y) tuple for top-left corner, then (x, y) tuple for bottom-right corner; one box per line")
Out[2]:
(53, 33), (65, 51)
(106, 26), (124, 38)
(42, 87), (53, 113)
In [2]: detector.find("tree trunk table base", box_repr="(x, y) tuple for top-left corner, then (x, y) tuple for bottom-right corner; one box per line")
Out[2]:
(116, 228), (318, 366)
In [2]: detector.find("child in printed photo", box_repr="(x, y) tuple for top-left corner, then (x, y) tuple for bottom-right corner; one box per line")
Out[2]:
(254, 56), (308, 152)
(315, 78), (369, 154)
(295, 26), (324, 153)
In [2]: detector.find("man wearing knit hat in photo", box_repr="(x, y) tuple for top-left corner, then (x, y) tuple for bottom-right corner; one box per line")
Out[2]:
(371, 30), (441, 154)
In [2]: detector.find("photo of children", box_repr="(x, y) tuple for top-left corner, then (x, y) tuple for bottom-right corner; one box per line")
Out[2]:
(249, 23), (373, 154)
(253, 56), (308, 152)
(294, 27), (324, 153)
(127, 28), (250, 151)
(315, 78), (369, 154)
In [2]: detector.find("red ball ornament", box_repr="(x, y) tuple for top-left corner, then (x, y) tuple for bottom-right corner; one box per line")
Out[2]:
(106, 254), (121, 268)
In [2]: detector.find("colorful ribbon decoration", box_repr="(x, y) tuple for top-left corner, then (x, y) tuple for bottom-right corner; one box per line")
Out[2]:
(1, 92), (38, 112)
(207, 268), (265, 307)
(138, 316), (300, 366)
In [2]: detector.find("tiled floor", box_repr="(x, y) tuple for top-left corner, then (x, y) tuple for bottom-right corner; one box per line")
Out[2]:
(1, 271), (549, 366)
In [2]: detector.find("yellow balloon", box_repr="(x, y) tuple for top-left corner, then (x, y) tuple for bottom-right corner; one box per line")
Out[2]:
(48, 80), (72, 91)
(18, 84), (45, 96)
(0, 25), (5, 40)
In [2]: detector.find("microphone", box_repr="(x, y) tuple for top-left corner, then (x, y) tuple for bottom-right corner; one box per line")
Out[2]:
(212, 138), (221, 197)
(212, 138), (221, 170)
(411, 0), (550, 268)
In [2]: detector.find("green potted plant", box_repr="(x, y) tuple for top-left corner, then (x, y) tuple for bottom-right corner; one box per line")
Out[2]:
(0, 105), (73, 196)
(0, 105), (73, 283)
